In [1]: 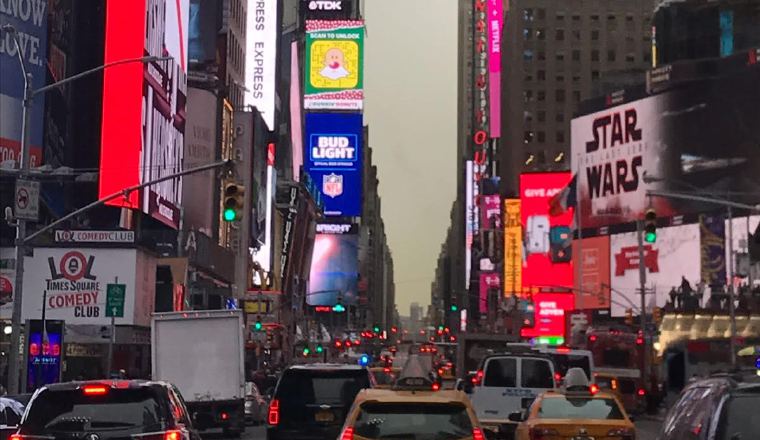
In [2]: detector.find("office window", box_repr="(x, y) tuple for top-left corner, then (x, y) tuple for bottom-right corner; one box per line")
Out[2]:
(524, 90), (534, 103)
(538, 51), (546, 61)
(591, 50), (600, 61)
(573, 90), (581, 103)
(556, 113), (565, 122)
(608, 50), (616, 62)
(525, 74), (533, 82)
(524, 111), (533, 123)
(537, 70), (546, 80)
(591, 14), (600, 23)
(537, 29), (546, 40)
(591, 30), (600, 40)
(523, 28), (532, 40)
(556, 74), (565, 82)
(524, 8), (534, 22)
(523, 49), (534, 61)
(537, 90), (546, 101)
(556, 131), (566, 143)
(555, 89), (566, 102)
(537, 111), (546, 122)
(556, 29), (565, 41)
(572, 50), (580, 61)
(572, 15), (581, 22)
(524, 131), (534, 144)
(591, 70), (600, 79)
(537, 8), (546, 19)
(556, 12), (565, 21)
(537, 131), (546, 143)
(626, 53), (636, 63)
(573, 30), (581, 40)
(572, 74), (581, 82)
(556, 52), (565, 62)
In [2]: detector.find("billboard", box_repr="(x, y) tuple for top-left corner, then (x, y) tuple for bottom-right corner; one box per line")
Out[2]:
(487, 0), (502, 138)
(304, 113), (362, 216)
(290, 41), (304, 181)
(465, 161), (474, 289)
(21, 248), (142, 325)
(520, 293), (574, 341)
(609, 223), (700, 317)
(183, 88), (218, 235)
(573, 235), (611, 310)
(520, 172), (574, 292)
(100, 0), (189, 229)
(503, 199), (522, 296)
(300, 0), (352, 20)
(304, 20), (364, 110)
(0, 0), (47, 166)
(479, 272), (500, 314)
(245, 0), (279, 130)
(571, 74), (760, 228)
(699, 214), (726, 288)
(188, 0), (221, 65)
(307, 225), (359, 306)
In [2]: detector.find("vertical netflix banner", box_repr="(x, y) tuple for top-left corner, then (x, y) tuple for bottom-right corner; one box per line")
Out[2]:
(486, 0), (502, 138)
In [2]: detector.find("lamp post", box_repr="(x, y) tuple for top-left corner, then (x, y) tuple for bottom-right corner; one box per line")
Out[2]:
(2, 23), (171, 393)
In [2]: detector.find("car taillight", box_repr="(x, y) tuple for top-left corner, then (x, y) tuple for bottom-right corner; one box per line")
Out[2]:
(268, 398), (280, 425)
(529, 427), (559, 440)
(164, 430), (181, 440)
(637, 388), (646, 396)
(340, 426), (354, 440)
(82, 385), (109, 395)
(590, 383), (600, 394)
(472, 428), (485, 440)
(10, 434), (23, 440)
(607, 427), (636, 439)
(220, 411), (229, 420)
(432, 382), (440, 391)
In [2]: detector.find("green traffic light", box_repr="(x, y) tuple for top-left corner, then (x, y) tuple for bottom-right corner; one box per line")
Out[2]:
(303, 347), (311, 355)
(254, 321), (262, 331)
(373, 326), (380, 333)
(450, 305), (458, 312)
(438, 325), (444, 331)
(316, 345), (324, 353)
(333, 304), (346, 313)
(645, 231), (657, 243)
(223, 208), (237, 222)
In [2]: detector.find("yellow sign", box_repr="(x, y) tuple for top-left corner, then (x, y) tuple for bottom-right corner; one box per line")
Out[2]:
(504, 199), (522, 296)
(309, 40), (360, 89)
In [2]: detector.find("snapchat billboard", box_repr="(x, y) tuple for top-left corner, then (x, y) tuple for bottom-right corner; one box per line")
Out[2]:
(305, 20), (364, 110)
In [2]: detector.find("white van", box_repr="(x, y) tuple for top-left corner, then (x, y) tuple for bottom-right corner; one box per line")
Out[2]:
(467, 350), (556, 437)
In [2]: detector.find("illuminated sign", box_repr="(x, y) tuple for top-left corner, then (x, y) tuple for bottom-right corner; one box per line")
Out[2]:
(308, 231), (359, 307)
(503, 199), (522, 296)
(100, 0), (189, 229)
(487, 0), (502, 138)
(245, 0), (278, 130)
(315, 223), (357, 234)
(521, 293), (574, 339)
(27, 320), (63, 392)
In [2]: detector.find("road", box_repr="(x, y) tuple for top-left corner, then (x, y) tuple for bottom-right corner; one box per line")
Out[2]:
(215, 421), (661, 440)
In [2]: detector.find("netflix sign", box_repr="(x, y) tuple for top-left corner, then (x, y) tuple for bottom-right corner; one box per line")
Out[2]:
(99, 0), (189, 229)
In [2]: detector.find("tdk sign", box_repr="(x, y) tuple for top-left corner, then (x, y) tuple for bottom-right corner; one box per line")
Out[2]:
(309, 0), (343, 10)
(310, 134), (358, 165)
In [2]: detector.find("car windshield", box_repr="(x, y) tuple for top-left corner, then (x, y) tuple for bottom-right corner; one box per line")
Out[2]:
(718, 394), (760, 440)
(276, 369), (370, 406)
(22, 388), (167, 434)
(354, 403), (473, 440)
(538, 396), (626, 420)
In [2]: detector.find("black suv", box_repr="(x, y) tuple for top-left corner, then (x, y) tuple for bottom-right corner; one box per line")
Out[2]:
(14, 380), (201, 440)
(658, 371), (760, 439)
(266, 363), (373, 440)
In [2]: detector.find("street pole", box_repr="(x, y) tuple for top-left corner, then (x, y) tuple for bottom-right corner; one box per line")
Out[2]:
(748, 216), (754, 289)
(106, 277), (118, 378)
(636, 220), (648, 384)
(727, 208), (736, 368)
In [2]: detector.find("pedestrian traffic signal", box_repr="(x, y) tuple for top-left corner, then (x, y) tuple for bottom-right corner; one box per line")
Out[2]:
(222, 182), (245, 222)
(644, 209), (657, 243)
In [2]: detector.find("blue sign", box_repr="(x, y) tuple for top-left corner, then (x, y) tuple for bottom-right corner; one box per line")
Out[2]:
(305, 113), (363, 217)
(0, 0), (48, 165)
(26, 320), (63, 392)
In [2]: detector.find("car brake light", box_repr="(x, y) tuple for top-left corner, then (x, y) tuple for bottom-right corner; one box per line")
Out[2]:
(268, 398), (280, 425)
(432, 382), (440, 391)
(220, 412), (229, 420)
(611, 379), (618, 390)
(82, 385), (109, 395)
(10, 435), (23, 440)
(164, 431), (181, 440)
(556, 346), (570, 353)
(636, 337), (644, 345)
(472, 428), (485, 440)
(637, 388), (646, 396)
(530, 427), (559, 439)
(340, 426), (354, 440)
(590, 384), (600, 394)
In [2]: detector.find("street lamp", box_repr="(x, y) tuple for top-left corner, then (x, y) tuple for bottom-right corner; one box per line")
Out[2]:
(1, 23), (172, 394)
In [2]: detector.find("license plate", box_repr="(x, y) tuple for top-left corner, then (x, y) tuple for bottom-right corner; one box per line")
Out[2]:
(315, 410), (335, 422)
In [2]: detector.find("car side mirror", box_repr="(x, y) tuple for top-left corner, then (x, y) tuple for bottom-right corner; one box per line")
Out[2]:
(508, 411), (525, 422)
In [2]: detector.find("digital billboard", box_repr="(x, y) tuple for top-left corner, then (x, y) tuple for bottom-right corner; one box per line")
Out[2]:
(609, 223), (700, 317)
(0, 0), (47, 166)
(304, 113), (362, 216)
(520, 293), (574, 341)
(304, 19), (364, 110)
(100, 0), (189, 228)
(26, 320), (63, 392)
(307, 224), (359, 306)
(503, 199), (522, 296)
(571, 71), (760, 228)
(520, 172), (574, 292)
(245, 0), (279, 130)
(487, 0), (502, 138)
(573, 235), (611, 310)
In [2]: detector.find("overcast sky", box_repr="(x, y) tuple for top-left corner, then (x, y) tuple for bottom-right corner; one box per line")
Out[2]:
(364, 1), (458, 316)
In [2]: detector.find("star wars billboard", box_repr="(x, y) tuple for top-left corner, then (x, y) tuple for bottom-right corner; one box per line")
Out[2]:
(304, 113), (362, 216)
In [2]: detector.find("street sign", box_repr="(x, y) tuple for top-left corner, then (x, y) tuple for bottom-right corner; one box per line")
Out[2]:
(14, 179), (40, 221)
(106, 283), (126, 318)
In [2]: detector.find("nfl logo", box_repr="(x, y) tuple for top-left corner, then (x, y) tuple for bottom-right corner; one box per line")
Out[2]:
(323, 173), (343, 198)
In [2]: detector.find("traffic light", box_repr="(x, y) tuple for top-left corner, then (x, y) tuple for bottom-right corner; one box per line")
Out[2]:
(625, 308), (634, 325)
(332, 303), (346, 313)
(373, 325), (380, 333)
(253, 318), (263, 332)
(450, 304), (458, 312)
(644, 208), (657, 243)
(222, 182), (245, 222)
(316, 344), (324, 354)
(302, 347), (311, 356)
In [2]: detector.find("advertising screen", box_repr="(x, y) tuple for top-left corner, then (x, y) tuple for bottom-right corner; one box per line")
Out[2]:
(26, 320), (63, 392)
(520, 172), (574, 292)
(307, 225), (359, 306)
(571, 72), (760, 228)
(573, 236), (611, 310)
(520, 293), (574, 341)
(487, 0), (502, 138)
(100, 0), (189, 229)
(503, 199), (522, 296)
(609, 223), (700, 317)
(0, 0), (47, 166)
(304, 113), (363, 217)
(304, 19), (364, 110)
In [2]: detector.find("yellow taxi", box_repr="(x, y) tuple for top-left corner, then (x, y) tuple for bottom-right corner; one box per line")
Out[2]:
(512, 368), (636, 440)
(338, 376), (486, 440)
(369, 366), (401, 389)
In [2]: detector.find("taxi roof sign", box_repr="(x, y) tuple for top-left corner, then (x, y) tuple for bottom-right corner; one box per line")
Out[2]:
(393, 376), (433, 390)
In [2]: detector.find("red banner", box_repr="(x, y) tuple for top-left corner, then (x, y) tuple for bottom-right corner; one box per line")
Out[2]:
(614, 245), (659, 276)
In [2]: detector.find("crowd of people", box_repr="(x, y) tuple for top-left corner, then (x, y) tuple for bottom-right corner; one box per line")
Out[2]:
(664, 276), (760, 314)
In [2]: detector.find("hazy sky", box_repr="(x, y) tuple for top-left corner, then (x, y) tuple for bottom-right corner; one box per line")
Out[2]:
(364, 1), (458, 315)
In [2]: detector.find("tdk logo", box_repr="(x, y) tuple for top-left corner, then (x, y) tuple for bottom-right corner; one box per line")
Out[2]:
(309, 0), (343, 11)
(311, 135), (356, 161)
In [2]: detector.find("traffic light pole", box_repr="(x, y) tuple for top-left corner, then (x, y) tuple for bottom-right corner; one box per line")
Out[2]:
(636, 220), (649, 386)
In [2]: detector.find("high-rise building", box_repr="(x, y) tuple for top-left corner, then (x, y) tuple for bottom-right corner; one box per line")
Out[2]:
(499, 0), (656, 192)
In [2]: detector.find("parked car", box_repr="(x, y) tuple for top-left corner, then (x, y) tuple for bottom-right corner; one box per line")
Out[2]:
(0, 397), (25, 440)
(658, 371), (760, 440)
(266, 363), (373, 440)
(245, 382), (268, 425)
(13, 380), (201, 440)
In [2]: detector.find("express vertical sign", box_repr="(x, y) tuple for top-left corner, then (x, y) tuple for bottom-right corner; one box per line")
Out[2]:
(304, 113), (363, 217)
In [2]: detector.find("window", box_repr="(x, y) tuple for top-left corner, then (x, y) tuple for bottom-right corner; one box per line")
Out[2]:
(572, 74), (581, 82)
(555, 29), (565, 41)
(484, 358), (517, 387)
(525, 74), (533, 82)
(572, 50), (580, 61)
(523, 8), (534, 22)
(590, 14), (600, 23)
(626, 53), (636, 63)
(537, 111), (546, 122)
(537, 70), (546, 80)
(523, 49), (534, 61)
(591, 30), (600, 40)
(556, 12), (565, 22)
(521, 359), (554, 388)
(355, 403), (474, 439)
(537, 29), (545, 40)
(591, 50), (600, 61)
(572, 15), (580, 22)
(523, 131), (534, 144)
(538, 51), (546, 61)
(626, 14), (634, 22)
(556, 75), (565, 82)
(537, 131), (546, 143)
(608, 50), (616, 62)
(523, 28), (532, 40)
(573, 90), (581, 103)
(607, 14), (616, 21)
(556, 131), (565, 143)
(537, 90), (546, 101)
(592, 70), (600, 79)
(716, 395), (760, 440)
(572, 30), (581, 40)
(537, 8), (545, 20)
(556, 113), (565, 122)
(524, 111), (533, 123)
(556, 52), (565, 62)
(555, 89), (566, 102)
(523, 90), (534, 103)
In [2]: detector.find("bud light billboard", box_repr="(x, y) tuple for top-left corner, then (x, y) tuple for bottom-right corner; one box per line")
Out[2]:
(304, 113), (363, 217)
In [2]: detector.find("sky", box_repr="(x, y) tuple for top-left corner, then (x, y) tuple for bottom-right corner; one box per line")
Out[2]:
(364, 1), (458, 316)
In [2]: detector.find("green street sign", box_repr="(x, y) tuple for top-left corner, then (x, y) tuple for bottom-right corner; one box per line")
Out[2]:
(106, 283), (126, 318)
